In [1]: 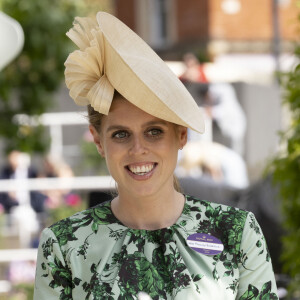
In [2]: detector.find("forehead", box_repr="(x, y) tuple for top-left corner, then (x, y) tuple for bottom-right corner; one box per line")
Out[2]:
(107, 97), (163, 124)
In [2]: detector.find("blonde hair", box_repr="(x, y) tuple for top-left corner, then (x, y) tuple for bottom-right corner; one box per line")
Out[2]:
(173, 175), (182, 193)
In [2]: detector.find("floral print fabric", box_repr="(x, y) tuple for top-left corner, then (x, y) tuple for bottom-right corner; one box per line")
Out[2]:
(34, 195), (278, 299)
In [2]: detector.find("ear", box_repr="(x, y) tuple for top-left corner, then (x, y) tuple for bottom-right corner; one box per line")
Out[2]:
(177, 126), (188, 149)
(89, 125), (105, 157)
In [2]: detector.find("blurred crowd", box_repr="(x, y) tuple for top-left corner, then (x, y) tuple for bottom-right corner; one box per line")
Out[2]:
(0, 151), (83, 295)
(0, 150), (81, 210)
(0, 150), (82, 246)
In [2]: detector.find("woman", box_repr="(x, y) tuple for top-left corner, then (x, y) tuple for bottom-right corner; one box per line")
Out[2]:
(34, 12), (278, 299)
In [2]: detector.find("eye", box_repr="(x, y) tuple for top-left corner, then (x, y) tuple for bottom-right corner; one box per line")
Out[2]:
(146, 128), (163, 138)
(112, 130), (129, 139)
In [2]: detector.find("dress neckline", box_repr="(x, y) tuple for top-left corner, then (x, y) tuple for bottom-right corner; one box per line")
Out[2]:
(106, 194), (188, 232)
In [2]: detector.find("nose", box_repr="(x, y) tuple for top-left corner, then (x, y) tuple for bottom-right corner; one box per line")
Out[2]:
(128, 135), (148, 156)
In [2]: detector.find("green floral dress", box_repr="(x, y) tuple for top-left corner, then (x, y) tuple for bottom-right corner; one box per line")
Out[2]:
(34, 195), (278, 300)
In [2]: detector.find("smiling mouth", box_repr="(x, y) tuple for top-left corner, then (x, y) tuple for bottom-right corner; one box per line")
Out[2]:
(126, 163), (157, 176)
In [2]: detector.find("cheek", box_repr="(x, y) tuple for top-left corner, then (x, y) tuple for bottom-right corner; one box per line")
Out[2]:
(102, 143), (124, 172)
(156, 138), (179, 162)
(103, 155), (117, 179)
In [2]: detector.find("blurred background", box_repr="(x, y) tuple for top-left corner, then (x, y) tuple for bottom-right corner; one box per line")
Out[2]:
(0, 0), (299, 299)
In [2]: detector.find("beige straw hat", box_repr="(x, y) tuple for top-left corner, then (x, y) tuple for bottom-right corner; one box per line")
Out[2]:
(64, 12), (205, 133)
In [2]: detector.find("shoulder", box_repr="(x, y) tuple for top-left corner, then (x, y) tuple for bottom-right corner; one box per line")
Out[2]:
(50, 200), (114, 227)
(46, 200), (117, 248)
(185, 194), (248, 220)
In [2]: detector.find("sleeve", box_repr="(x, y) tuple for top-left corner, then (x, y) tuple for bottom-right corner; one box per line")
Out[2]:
(237, 212), (278, 300)
(34, 227), (73, 300)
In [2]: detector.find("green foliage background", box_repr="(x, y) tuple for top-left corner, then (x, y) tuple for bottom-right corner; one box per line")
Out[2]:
(270, 39), (300, 296)
(0, 0), (112, 154)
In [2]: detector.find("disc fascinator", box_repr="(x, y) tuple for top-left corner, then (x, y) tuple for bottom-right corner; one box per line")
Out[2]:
(64, 12), (205, 133)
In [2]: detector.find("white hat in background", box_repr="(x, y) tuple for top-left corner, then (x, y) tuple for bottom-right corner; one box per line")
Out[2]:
(0, 11), (24, 71)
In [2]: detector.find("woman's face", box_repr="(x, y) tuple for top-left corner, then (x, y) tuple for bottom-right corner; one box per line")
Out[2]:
(90, 97), (187, 198)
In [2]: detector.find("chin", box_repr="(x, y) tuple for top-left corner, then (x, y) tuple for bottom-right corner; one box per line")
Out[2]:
(125, 183), (160, 198)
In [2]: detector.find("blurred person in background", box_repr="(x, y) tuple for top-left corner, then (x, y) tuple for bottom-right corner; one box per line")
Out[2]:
(0, 150), (43, 247)
(40, 155), (81, 210)
(0, 150), (37, 213)
(180, 52), (209, 84)
(178, 53), (249, 197)
(179, 52), (247, 156)
(177, 140), (249, 190)
(209, 82), (246, 156)
(34, 12), (278, 300)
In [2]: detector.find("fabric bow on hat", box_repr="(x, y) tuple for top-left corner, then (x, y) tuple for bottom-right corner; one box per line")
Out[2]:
(64, 17), (114, 115)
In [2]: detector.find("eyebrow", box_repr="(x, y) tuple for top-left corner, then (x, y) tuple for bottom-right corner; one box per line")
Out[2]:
(106, 120), (169, 133)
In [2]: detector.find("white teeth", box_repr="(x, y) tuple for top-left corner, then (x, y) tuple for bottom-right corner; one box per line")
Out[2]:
(128, 164), (154, 175)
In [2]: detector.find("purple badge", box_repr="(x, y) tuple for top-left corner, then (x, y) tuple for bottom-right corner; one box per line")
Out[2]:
(187, 233), (224, 255)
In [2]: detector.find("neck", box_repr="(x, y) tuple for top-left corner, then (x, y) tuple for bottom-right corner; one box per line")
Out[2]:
(111, 189), (185, 230)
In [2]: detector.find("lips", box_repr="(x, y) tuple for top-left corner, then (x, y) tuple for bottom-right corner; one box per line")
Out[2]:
(126, 163), (157, 177)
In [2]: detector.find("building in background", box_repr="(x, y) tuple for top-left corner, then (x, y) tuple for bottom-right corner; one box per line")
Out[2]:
(114, 0), (298, 59)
